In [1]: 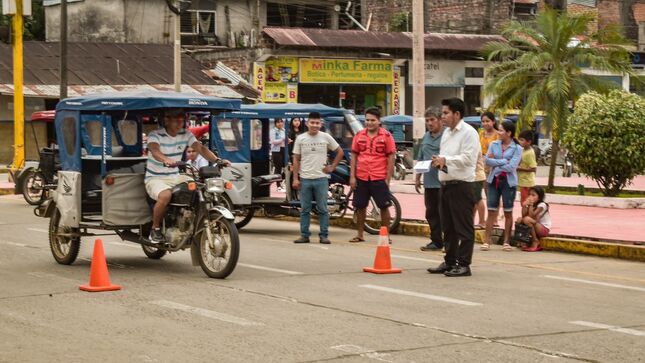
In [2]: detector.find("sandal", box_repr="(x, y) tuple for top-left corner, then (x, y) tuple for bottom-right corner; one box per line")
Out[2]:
(349, 236), (365, 243)
(503, 243), (512, 251)
(522, 246), (543, 252)
(480, 243), (490, 251)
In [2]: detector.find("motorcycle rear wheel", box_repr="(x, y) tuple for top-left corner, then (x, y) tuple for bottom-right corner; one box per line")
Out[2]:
(197, 215), (239, 279)
(219, 194), (254, 229)
(23, 170), (46, 206)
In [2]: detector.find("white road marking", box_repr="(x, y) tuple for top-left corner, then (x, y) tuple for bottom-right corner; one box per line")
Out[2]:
(27, 228), (49, 233)
(28, 271), (78, 283)
(543, 275), (645, 293)
(359, 284), (482, 306)
(237, 263), (303, 275)
(259, 237), (286, 243)
(308, 244), (329, 250)
(391, 254), (442, 264)
(331, 345), (399, 363)
(151, 300), (263, 326)
(0, 240), (27, 248)
(0, 240), (38, 249)
(570, 321), (645, 337)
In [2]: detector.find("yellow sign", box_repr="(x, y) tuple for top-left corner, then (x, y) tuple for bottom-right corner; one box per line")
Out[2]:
(264, 83), (288, 103)
(253, 62), (265, 96)
(265, 57), (299, 83)
(300, 58), (393, 84)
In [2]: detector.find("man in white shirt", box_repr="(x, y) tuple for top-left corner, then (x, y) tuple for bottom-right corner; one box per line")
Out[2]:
(292, 112), (344, 244)
(428, 98), (481, 277)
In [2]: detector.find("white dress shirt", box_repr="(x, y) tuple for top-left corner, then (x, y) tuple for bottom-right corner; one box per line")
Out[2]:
(438, 120), (481, 182)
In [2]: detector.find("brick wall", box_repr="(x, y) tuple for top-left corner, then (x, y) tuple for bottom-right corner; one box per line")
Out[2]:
(598, 0), (621, 30)
(425, 0), (512, 34)
(568, 3), (598, 32)
(364, 0), (412, 32)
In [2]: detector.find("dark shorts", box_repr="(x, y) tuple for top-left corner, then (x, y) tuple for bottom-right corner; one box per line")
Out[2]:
(353, 179), (392, 209)
(473, 180), (483, 203)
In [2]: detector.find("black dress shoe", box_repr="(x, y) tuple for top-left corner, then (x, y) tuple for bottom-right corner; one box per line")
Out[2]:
(444, 266), (472, 277)
(427, 262), (453, 274)
(420, 242), (443, 251)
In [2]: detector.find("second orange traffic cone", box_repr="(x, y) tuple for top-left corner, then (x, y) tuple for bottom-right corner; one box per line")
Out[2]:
(363, 227), (401, 274)
(79, 239), (122, 292)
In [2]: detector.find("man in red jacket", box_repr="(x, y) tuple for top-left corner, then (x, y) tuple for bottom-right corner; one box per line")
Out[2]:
(349, 107), (396, 242)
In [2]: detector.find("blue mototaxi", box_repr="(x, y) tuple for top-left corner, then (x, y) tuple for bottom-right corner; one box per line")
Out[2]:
(35, 91), (242, 278)
(209, 103), (363, 229)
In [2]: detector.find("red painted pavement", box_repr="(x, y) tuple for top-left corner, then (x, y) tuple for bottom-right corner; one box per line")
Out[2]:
(393, 192), (645, 243)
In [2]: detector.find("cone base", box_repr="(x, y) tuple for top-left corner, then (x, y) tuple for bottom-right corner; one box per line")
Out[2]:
(79, 284), (122, 292)
(363, 267), (402, 274)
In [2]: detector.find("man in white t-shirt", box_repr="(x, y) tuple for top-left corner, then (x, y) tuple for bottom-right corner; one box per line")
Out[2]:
(292, 112), (344, 244)
(145, 108), (228, 244)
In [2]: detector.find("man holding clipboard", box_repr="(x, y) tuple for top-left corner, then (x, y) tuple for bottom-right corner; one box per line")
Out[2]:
(427, 98), (481, 277)
(414, 108), (444, 252)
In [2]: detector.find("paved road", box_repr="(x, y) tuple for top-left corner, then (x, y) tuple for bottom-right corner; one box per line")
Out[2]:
(1, 194), (644, 362)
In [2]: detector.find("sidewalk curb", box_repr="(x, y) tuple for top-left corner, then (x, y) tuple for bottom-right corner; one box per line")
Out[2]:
(263, 215), (645, 262)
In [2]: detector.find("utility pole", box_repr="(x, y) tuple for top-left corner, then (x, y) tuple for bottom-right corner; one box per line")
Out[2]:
(173, 7), (181, 92)
(11, 0), (25, 170)
(60, 0), (68, 99)
(412, 0), (425, 141)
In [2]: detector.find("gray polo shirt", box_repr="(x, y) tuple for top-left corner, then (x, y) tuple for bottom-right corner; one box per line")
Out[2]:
(417, 129), (444, 189)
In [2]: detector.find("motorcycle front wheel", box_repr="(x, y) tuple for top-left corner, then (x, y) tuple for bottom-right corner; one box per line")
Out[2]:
(49, 209), (81, 265)
(197, 214), (240, 279)
(363, 194), (402, 235)
(393, 164), (406, 180)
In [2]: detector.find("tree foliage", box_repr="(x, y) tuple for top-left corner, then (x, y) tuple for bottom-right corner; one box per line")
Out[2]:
(481, 7), (636, 191)
(0, 0), (45, 41)
(562, 90), (645, 197)
(389, 12), (410, 32)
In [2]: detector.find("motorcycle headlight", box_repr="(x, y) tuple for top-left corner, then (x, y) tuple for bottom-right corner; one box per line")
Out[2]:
(206, 178), (225, 193)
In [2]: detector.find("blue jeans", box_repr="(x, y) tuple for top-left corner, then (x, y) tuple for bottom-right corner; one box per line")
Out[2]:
(300, 178), (329, 238)
(487, 175), (517, 212)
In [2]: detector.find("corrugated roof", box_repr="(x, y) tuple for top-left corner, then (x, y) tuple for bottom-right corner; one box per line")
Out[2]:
(0, 84), (243, 99)
(262, 27), (504, 52)
(0, 41), (218, 86)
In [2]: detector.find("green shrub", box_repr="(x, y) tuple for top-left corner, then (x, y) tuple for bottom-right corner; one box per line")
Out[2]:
(563, 90), (645, 196)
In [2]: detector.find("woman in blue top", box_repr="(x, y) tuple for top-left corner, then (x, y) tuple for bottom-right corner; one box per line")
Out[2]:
(483, 121), (522, 251)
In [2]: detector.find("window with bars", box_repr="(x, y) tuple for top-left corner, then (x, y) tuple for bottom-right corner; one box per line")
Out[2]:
(180, 10), (216, 35)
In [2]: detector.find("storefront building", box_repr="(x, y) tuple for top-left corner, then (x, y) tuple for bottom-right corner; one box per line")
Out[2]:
(253, 56), (402, 115)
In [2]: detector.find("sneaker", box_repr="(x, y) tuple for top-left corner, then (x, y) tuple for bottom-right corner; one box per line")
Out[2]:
(319, 237), (331, 244)
(277, 186), (286, 192)
(149, 228), (165, 244)
(420, 242), (443, 251)
(293, 236), (310, 243)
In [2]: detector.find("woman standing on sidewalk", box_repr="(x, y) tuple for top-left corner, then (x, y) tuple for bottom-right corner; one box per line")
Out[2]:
(483, 121), (522, 251)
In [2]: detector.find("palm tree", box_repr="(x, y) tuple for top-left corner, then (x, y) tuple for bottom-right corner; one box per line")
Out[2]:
(481, 7), (636, 191)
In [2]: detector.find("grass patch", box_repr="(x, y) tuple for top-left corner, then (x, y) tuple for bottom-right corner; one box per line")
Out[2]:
(550, 189), (642, 198)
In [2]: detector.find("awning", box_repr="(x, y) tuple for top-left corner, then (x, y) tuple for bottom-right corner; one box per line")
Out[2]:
(0, 84), (244, 99)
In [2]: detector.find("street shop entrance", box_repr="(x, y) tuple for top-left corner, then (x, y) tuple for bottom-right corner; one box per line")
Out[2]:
(298, 84), (390, 115)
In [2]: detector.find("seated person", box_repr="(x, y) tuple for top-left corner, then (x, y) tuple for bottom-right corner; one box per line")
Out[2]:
(186, 146), (209, 170)
(515, 186), (551, 252)
(145, 108), (229, 244)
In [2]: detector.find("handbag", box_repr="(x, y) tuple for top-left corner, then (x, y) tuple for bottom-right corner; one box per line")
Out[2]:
(513, 223), (532, 244)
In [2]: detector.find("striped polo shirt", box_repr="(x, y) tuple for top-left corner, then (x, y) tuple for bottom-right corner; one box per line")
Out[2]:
(145, 128), (197, 180)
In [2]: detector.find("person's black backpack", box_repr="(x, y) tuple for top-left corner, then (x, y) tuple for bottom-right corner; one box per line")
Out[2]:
(513, 223), (532, 245)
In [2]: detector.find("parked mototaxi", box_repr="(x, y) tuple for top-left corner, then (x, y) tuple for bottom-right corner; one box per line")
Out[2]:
(210, 103), (401, 234)
(35, 91), (242, 278)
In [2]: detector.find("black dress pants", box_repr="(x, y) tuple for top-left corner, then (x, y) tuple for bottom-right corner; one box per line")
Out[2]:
(424, 188), (443, 247)
(440, 182), (476, 267)
(271, 148), (285, 187)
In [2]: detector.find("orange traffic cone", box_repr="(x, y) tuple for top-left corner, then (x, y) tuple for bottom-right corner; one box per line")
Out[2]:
(363, 227), (402, 274)
(79, 239), (122, 292)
